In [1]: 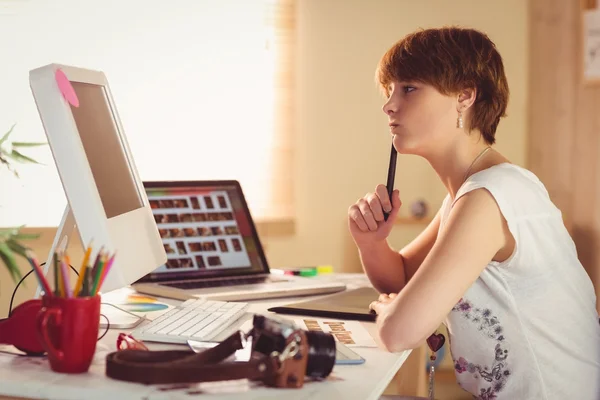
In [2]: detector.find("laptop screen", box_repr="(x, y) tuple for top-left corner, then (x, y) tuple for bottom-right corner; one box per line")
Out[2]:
(135, 180), (269, 283)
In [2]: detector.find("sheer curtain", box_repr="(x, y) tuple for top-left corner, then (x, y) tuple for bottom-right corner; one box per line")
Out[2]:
(0, 0), (294, 226)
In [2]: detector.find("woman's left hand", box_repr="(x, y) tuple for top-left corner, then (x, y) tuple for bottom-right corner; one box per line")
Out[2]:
(369, 292), (397, 315)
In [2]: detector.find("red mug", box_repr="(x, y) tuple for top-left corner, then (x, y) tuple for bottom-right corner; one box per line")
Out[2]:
(36, 295), (101, 373)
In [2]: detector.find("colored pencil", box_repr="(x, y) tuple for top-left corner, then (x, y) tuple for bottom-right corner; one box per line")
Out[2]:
(60, 255), (72, 298)
(53, 252), (59, 296)
(91, 254), (107, 296)
(81, 266), (91, 297)
(97, 253), (116, 292)
(25, 250), (53, 296)
(74, 243), (92, 296)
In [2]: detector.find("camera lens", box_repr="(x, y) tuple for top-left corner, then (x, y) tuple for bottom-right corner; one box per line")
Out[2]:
(304, 330), (336, 378)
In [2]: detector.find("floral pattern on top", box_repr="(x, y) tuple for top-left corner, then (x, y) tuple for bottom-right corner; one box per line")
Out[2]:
(451, 298), (511, 400)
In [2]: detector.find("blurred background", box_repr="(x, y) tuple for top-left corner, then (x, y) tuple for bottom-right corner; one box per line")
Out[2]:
(1, 0), (598, 398)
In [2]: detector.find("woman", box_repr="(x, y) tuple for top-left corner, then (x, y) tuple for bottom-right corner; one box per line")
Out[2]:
(348, 27), (600, 399)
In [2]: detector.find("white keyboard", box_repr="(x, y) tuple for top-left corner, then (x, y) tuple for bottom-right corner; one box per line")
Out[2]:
(132, 298), (249, 344)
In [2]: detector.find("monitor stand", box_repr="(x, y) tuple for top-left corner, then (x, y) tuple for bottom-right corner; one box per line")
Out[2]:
(34, 206), (146, 330)
(35, 205), (76, 298)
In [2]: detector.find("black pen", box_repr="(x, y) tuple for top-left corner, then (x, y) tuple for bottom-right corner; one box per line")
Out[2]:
(383, 143), (397, 222)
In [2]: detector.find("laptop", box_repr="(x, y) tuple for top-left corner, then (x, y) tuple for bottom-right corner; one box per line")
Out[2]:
(132, 180), (346, 301)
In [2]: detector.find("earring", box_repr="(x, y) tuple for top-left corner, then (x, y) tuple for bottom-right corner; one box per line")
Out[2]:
(457, 110), (464, 129)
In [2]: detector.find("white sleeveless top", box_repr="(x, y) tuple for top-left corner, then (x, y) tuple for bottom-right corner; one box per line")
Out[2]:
(439, 163), (600, 399)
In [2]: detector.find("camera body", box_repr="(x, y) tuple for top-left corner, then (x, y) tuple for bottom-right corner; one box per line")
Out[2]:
(250, 314), (336, 388)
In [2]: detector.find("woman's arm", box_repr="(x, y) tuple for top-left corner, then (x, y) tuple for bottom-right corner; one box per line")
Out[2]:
(373, 188), (511, 352)
(358, 205), (441, 294)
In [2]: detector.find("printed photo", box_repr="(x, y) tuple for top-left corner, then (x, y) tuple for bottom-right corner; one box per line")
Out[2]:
(149, 200), (160, 209)
(176, 241), (187, 255)
(195, 255), (206, 269)
(217, 195), (227, 209)
(203, 242), (217, 251)
(224, 226), (239, 235)
(164, 243), (175, 254)
(218, 239), (228, 252)
(158, 228), (170, 238)
(232, 238), (242, 252)
(173, 199), (189, 208)
(204, 196), (214, 209)
(166, 214), (179, 223)
(209, 212), (230, 221)
(188, 241), (217, 252)
(211, 227), (223, 236)
(189, 242), (202, 252)
(197, 227), (212, 236)
(190, 197), (200, 209)
(169, 229), (185, 238)
(207, 255), (222, 266)
(179, 213), (193, 223)
(166, 258), (193, 269)
(223, 212), (234, 220)
(206, 213), (219, 222)
(158, 199), (175, 209)
(183, 228), (198, 237)
(192, 213), (207, 222)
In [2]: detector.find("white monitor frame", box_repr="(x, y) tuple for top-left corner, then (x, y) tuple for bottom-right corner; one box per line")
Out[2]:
(29, 63), (166, 296)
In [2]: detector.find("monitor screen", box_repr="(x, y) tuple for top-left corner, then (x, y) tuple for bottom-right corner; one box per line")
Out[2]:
(69, 82), (143, 219)
(136, 182), (268, 282)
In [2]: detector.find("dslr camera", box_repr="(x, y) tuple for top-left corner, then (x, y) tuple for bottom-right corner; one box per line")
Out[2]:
(250, 314), (336, 388)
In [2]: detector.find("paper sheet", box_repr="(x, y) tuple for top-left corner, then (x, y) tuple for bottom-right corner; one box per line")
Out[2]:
(292, 317), (377, 348)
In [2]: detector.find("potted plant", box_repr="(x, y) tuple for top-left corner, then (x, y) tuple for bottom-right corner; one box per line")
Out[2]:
(0, 124), (46, 282)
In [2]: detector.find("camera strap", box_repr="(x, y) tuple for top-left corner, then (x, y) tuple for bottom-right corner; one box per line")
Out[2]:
(105, 330), (279, 385)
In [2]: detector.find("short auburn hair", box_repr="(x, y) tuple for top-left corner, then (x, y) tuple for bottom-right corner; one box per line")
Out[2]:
(376, 27), (509, 145)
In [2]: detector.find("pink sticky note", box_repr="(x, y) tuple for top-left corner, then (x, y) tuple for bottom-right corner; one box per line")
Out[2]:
(55, 68), (79, 107)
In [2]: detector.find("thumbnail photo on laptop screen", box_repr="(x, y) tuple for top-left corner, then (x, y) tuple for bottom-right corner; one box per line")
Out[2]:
(141, 184), (266, 281)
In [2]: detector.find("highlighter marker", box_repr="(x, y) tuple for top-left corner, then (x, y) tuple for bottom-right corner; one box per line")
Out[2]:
(383, 143), (397, 221)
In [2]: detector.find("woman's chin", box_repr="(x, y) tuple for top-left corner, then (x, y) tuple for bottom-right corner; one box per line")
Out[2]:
(391, 135), (417, 154)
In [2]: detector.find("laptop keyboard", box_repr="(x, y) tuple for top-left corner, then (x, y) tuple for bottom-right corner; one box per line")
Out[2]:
(163, 276), (269, 289)
(132, 298), (249, 344)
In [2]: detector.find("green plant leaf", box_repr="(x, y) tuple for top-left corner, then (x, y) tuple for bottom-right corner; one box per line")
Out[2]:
(0, 123), (15, 147)
(7, 149), (41, 164)
(13, 233), (40, 240)
(7, 238), (29, 258)
(0, 227), (22, 238)
(0, 241), (22, 282)
(0, 230), (14, 239)
(11, 142), (47, 147)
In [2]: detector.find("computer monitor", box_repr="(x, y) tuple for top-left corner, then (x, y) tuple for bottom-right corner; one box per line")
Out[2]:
(29, 63), (167, 296)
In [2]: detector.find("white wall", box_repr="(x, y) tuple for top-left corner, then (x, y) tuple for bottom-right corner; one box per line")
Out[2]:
(262, 0), (529, 271)
(0, 0), (276, 226)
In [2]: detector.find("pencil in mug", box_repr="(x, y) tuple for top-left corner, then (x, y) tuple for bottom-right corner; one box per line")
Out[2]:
(90, 247), (105, 280)
(56, 251), (65, 296)
(53, 252), (59, 296)
(60, 254), (72, 298)
(74, 242), (93, 296)
(90, 253), (107, 296)
(96, 253), (116, 295)
(25, 250), (53, 296)
(80, 266), (92, 297)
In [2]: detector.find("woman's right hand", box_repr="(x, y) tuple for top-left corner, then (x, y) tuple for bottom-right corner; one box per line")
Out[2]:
(348, 184), (401, 247)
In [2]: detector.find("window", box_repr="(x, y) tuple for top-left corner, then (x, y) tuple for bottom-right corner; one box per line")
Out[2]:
(0, 0), (294, 226)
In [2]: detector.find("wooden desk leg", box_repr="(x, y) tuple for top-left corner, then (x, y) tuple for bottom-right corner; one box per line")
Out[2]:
(383, 344), (427, 397)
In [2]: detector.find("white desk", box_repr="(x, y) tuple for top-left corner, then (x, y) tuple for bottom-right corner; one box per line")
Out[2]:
(0, 274), (412, 400)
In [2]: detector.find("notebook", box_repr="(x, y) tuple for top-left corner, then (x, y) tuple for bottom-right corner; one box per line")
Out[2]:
(268, 287), (380, 321)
